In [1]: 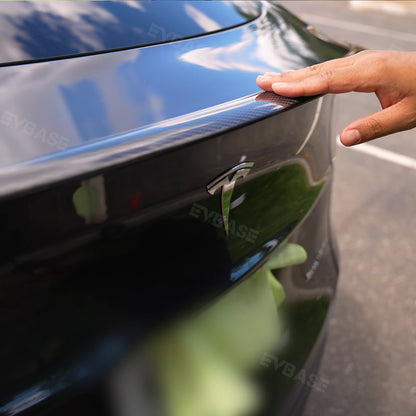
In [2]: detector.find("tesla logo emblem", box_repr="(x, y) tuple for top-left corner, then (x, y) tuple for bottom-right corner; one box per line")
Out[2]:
(206, 162), (254, 236)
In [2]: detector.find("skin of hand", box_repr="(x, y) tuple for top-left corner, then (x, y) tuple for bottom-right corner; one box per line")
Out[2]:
(256, 50), (416, 146)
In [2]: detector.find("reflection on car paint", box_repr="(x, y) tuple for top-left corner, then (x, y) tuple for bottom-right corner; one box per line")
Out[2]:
(0, 2), (348, 414)
(72, 175), (107, 223)
(0, 3), (347, 196)
(0, 1), (259, 65)
(206, 161), (254, 236)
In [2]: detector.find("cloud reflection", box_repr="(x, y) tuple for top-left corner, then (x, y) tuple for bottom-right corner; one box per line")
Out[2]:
(1, 2), (118, 60)
(184, 3), (221, 32)
(180, 31), (269, 73)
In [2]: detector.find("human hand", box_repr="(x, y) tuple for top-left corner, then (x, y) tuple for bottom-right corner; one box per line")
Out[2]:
(257, 50), (416, 146)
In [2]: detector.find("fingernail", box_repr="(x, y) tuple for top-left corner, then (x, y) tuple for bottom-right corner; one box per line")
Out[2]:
(342, 129), (361, 146)
(258, 75), (273, 80)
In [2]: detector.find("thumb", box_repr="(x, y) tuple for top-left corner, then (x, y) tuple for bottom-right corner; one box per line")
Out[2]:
(340, 102), (412, 146)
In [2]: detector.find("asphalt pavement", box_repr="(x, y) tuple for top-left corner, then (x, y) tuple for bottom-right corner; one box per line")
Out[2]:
(279, 2), (416, 415)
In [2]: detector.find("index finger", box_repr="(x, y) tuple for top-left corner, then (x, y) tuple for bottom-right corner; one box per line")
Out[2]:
(256, 55), (356, 94)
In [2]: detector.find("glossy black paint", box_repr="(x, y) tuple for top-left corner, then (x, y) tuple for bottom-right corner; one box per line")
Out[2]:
(0, 2), (349, 416)
(0, 4), (347, 197)
(0, 1), (260, 66)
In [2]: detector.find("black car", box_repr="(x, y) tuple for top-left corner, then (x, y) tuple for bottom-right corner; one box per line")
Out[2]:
(0, 2), (352, 415)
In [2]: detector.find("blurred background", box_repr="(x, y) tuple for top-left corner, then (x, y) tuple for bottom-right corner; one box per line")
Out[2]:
(279, 2), (416, 415)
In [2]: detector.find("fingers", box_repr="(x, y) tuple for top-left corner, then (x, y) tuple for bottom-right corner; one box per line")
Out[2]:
(257, 51), (416, 145)
(340, 101), (415, 146)
(270, 67), (357, 96)
(259, 64), (377, 97)
(257, 56), (356, 94)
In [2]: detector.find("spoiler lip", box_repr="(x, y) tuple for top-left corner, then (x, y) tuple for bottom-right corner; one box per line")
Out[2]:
(0, 92), (306, 201)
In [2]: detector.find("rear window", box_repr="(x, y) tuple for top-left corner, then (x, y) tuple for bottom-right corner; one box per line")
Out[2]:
(0, 1), (261, 65)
